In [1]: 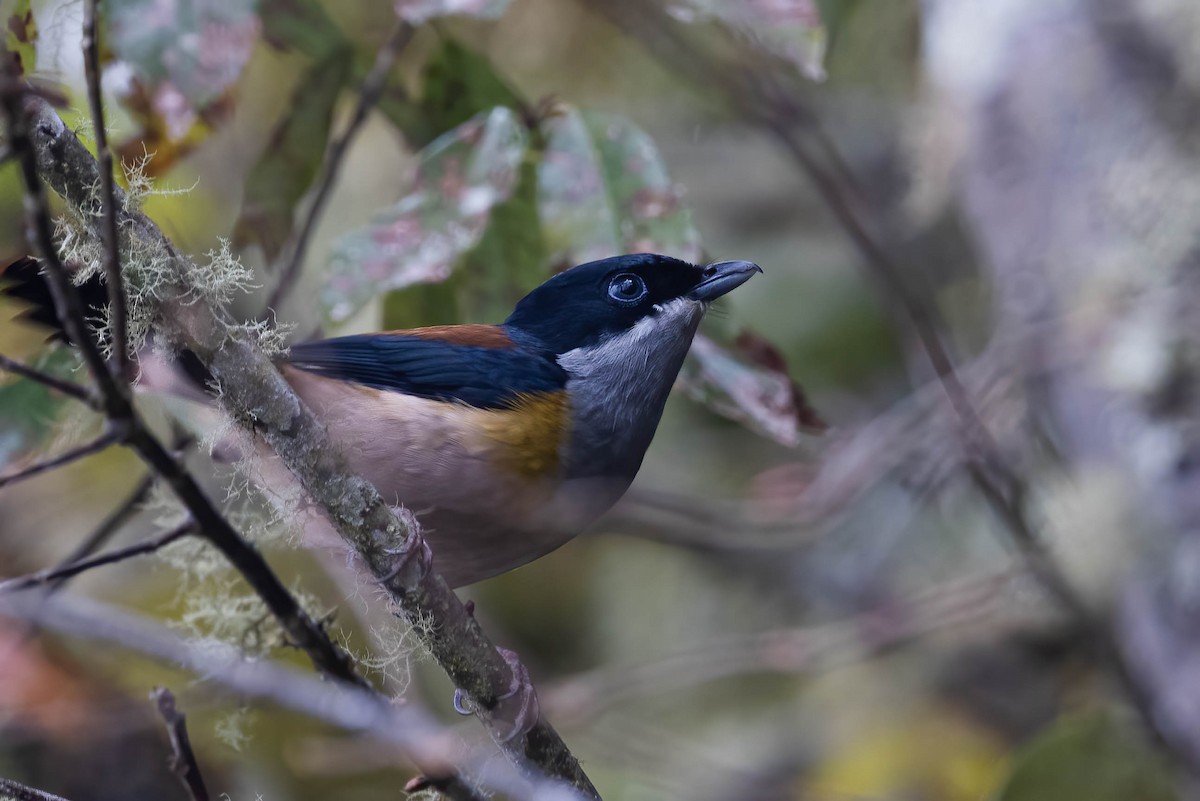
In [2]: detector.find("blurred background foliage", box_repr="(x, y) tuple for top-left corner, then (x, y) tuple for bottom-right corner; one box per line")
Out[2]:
(3, 0), (1199, 799)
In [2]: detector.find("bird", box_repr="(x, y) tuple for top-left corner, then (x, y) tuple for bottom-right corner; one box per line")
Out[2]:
(4, 253), (761, 586)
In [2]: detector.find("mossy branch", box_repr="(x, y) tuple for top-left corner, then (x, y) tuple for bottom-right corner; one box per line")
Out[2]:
(15, 94), (598, 799)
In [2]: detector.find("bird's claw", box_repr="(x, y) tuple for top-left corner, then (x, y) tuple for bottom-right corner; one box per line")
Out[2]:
(452, 647), (540, 743)
(377, 531), (433, 588)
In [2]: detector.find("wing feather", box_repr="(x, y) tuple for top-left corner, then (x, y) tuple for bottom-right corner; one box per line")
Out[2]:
(284, 329), (565, 409)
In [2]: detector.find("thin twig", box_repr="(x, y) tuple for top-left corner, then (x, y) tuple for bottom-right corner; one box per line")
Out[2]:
(266, 20), (415, 312)
(0, 520), (193, 593)
(81, 0), (129, 383)
(0, 778), (72, 801)
(545, 569), (1018, 725)
(151, 688), (211, 801)
(0, 351), (96, 406)
(44, 471), (157, 589)
(0, 428), (121, 489)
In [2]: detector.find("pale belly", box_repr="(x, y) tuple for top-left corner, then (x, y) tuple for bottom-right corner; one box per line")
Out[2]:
(273, 368), (627, 586)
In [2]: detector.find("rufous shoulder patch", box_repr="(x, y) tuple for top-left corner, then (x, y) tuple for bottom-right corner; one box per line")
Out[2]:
(398, 324), (515, 349)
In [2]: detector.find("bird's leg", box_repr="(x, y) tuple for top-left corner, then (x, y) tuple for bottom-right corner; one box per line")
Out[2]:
(376, 527), (433, 588)
(453, 647), (541, 743)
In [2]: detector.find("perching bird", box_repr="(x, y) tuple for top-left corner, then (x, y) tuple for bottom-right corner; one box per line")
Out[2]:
(4, 254), (761, 586)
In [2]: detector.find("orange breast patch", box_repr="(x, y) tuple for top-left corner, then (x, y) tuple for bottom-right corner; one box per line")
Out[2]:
(476, 390), (570, 478)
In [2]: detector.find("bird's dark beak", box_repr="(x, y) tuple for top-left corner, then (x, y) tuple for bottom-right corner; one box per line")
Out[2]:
(688, 260), (763, 302)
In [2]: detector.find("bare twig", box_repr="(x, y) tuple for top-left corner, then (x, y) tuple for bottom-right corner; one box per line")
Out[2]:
(81, 0), (129, 383)
(0, 778), (72, 801)
(151, 688), (211, 801)
(45, 471), (157, 588)
(266, 20), (415, 312)
(0, 351), (95, 406)
(0, 520), (193, 593)
(0, 428), (121, 489)
(546, 569), (1020, 725)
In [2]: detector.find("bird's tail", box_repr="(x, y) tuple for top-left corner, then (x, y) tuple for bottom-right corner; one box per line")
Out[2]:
(1, 256), (214, 390)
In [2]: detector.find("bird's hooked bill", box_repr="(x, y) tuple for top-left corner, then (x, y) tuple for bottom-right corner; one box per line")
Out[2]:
(688, 260), (764, 302)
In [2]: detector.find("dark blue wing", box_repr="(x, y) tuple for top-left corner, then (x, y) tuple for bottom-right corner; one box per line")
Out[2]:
(284, 332), (567, 409)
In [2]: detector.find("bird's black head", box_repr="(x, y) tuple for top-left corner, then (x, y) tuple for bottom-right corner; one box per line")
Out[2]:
(503, 253), (761, 354)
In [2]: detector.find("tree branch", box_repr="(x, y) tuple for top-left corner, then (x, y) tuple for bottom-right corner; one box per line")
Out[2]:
(0, 778), (72, 801)
(0, 428), (121, 489)
(266, 19), (415, 312)
(0, 78), (370, 694)
(0, 351), (95, 406)
(81, 0), (129, 383)
(0, 520), (193, 593)
(545, 568), (1018, 725)
(6, 80), (597, 798)
(44, 470), (157, 589)
(151, 688), (211, 801)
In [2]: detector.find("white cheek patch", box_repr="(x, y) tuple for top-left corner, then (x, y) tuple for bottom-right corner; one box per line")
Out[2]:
(556, 297), (706, 476)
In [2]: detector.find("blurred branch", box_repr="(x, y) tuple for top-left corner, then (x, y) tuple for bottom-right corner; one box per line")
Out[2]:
(0, 428), (121, 489)
(0, 520), (194, 592)
(266, 20), (415, 312)
(545, 568), (1020, 725)
(82, 0), (129, 383)
(0, 778), (72, 801)
(0, 591), (571, 801)
(590, 0), (1193, 774)
(46, 471), (156, 585)
(0, 352), (95, 406)
(5, 77), (596, 799)
(150, 688), (211, 801)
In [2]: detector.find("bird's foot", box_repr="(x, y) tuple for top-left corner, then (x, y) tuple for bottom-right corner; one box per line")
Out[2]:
(452, 647), (540, 743)
(377, 530), (433, 588)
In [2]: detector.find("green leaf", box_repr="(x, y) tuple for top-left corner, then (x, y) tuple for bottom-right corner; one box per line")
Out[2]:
(380, 38), (525, 149)
(673, 0), (827, 81)
(108, 0), (261, 174)
(456, 148), (545, 321)
(678, 332), (823, 447)
(324, 106), (528, 325)
(108, 0), (261, 109)
(583, 111), (702, 261)
(259, 0), (345, 58)
(2, 0), (36, 77)
(234, 46), (354, 262)
(0, 348), (82, 470)
(394, 0), (512, 24)
(815, 0), (861, 55)
(537, 105), (702, 266)
(993, 713), (1178, 801)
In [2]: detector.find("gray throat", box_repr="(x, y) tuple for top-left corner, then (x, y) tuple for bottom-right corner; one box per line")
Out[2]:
(556, 298), (705, 480)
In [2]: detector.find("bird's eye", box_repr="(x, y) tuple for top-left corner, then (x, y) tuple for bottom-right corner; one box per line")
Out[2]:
(607, 273), (648, 304)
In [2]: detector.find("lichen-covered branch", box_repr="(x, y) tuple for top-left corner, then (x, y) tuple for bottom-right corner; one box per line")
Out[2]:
(9, 92), (597, 798)
(0, 778), (72, 801)
(1, 82), (371, 695)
